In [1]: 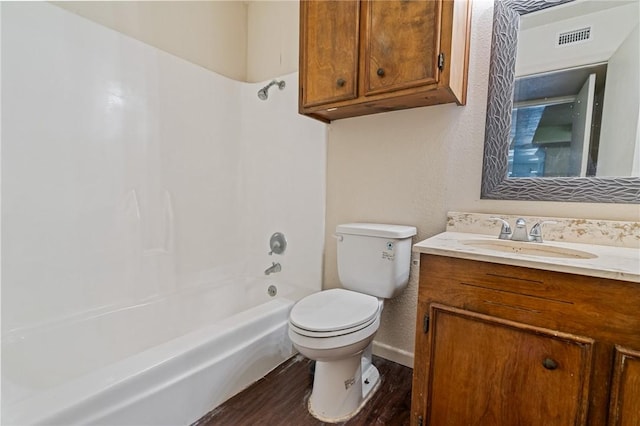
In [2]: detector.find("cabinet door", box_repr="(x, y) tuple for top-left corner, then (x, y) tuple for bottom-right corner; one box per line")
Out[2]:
(425, 304), (594, 425)
(609, 346), (640, 426)
(362, 0), (441, 96)
(299, 0), (360, 108)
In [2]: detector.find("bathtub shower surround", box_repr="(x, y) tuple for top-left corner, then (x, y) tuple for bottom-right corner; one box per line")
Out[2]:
(3, 281), (306, 426)
(1, 2), (325, 425)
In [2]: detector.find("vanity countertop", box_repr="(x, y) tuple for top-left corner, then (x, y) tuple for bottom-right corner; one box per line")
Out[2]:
(414, 231), (640, 283)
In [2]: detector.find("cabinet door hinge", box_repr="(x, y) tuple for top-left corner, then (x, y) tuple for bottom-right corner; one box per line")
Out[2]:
(438, 52), (445, 70)
(417, 415), (424, 426)
(423, 314), (430, 333)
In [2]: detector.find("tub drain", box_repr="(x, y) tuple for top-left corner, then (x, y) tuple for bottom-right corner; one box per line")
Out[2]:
(267, 285), (277, 297)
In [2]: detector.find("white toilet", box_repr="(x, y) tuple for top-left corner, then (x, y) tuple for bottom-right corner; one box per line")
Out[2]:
(288, 223), (417, 422)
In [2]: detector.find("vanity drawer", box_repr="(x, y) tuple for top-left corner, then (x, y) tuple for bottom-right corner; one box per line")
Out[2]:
(419, 254), (640, 346)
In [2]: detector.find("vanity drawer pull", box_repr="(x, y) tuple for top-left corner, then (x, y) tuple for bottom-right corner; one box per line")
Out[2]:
(542, 358), (558, 370)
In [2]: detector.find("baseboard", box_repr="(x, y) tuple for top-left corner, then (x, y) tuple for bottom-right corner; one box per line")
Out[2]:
(372, 341), (414, 369)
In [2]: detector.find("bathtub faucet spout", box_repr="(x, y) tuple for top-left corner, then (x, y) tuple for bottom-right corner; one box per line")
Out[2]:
(264, 262), (281, 275)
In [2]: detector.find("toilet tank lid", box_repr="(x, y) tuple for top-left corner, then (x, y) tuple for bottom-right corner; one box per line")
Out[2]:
(336, 223), (417, 239)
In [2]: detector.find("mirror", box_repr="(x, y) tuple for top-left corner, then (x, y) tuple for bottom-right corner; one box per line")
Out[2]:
(482, 0), (640, 203)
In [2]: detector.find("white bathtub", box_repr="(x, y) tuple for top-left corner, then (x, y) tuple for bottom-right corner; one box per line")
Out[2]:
(1, 278), (307, 425)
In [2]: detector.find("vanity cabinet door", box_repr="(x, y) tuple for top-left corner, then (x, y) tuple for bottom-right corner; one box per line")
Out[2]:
(424, 304), (594, 425)
(299, 0), (360, 108)
(609, 346), (640, 426)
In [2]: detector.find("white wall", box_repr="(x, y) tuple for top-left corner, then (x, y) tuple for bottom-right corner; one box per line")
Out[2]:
(239, 77), (327, 287)
(1, 2), (325, 333)
(597, 25), (640, 176)
(516, 2), (638, 76)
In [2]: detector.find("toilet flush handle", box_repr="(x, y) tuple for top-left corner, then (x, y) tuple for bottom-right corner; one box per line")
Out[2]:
(333, 234), (343, 242)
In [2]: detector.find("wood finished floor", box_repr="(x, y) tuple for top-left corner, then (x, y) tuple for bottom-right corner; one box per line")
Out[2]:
(194, 355), (413, 426)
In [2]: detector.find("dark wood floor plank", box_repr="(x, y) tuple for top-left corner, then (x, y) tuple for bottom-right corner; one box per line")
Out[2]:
(194, 355), (412, 426)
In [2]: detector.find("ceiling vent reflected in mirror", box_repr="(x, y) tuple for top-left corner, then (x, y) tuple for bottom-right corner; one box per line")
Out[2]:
(481, 0), (640, 203)
(557, 27), (592, 46)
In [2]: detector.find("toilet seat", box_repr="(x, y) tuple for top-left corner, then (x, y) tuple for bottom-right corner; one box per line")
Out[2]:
(288, 314), (380, 352)
(289, 315), (377, 338)
(289, 289), (381, 338)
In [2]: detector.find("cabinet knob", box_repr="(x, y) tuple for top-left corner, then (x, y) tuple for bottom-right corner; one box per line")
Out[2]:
(542, 358), (558, 370)
(377, 68), (385, 77)
(336, 78), (346, 87)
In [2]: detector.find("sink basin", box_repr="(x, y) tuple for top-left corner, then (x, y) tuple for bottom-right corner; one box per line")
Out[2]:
(461, 239), (598, 259)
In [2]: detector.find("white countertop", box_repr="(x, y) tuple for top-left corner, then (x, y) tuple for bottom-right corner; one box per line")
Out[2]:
(414, 231), (640, 283)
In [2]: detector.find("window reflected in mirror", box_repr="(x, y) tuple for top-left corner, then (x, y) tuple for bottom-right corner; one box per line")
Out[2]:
(508, 64), (606, 178)
(511, 0), (639, 179)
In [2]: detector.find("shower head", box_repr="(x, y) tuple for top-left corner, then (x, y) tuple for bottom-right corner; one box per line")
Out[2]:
(257, 80), (286, 100)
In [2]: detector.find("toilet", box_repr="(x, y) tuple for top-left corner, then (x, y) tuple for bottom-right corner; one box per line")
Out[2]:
(288, 223), (417, 422)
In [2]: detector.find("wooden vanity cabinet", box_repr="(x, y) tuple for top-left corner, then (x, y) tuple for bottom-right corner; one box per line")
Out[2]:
(411, 254), (640, 426)
(426, 305), (595, 425)
(299, 0), (472, 122)
(610, 346), (640, 426)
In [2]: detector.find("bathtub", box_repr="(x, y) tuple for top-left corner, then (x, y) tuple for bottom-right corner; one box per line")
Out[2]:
(1, 278), (308, 425)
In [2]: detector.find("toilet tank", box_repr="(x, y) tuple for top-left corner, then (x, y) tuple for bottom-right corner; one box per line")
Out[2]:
(336, 223), (417, 298)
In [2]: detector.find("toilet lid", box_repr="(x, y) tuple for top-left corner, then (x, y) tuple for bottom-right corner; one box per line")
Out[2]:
(289, 289), (380, 333)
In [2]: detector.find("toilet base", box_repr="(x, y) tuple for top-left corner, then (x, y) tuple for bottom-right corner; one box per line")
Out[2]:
(307, 354), (381, 423)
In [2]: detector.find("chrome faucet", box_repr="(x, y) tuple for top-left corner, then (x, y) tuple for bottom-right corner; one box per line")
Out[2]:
(264, 262), (281, 275)
(511, 218), (530, 242)
(528, 220), (557, 243)
(489, 217), (556, 243)
(489, 217), (512, 240)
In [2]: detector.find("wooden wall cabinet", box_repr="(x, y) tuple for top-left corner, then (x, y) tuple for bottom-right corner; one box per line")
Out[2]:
(298, 0), (472, 122)
(411, 255), (640, 426)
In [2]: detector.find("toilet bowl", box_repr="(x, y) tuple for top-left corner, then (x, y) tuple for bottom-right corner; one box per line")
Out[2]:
(288, 288), (383, 422)
(287, 222), (417, 422)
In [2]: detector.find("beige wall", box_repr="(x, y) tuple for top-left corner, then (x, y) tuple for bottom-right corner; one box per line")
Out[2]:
(53, 1), (248, 81)
(323, 0), (639, 367)
(53, 1), (299, 83)
(246, 1), (299, 82)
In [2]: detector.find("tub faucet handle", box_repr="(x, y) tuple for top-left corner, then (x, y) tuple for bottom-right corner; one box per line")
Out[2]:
(268, 232), (287, 255)
(268, 241), (280, 255)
